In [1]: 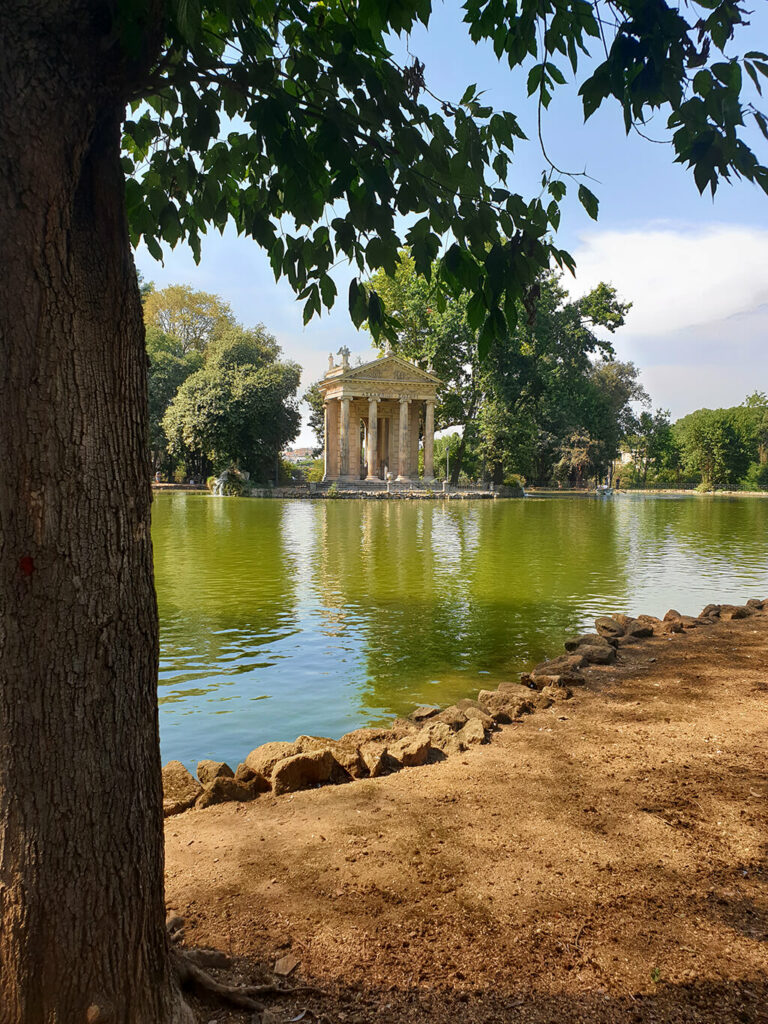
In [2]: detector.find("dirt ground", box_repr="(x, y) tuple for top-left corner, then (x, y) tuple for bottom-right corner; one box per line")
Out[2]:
(166, 609), (768, 1024)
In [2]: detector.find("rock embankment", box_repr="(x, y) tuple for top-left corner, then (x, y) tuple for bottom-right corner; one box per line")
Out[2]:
(161, 598), (766, 818)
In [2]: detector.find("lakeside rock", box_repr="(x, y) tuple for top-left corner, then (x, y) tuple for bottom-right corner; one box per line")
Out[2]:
(540, 684), (572, 702)
(197, 760), (234, 786)
(196, 776), (258, 809)
(595, 616), (625, 639)
(720, 604), (753, 620)
(578, 644), (616, 665)
(477, 689), (534, 722)
(531, 653), (586, 677)
(272, 749), (349, 796)
(409, 706), (441, 724)
(419, 720), (458, 749)
(456, 718), (487, 746)
(245, 741), (301, 777)
(163, 761), (203, 817)
(236, 764), (271, 793)
(164, 597), (768, 818)
(294, 735), (367, 779)
(564, 632), (615, 652)
(389, 733), (432, 767)
(433, 705), (470, 730)
(624, 618), (655, 638)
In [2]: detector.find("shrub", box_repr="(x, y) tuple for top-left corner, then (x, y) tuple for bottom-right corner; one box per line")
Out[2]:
(306, 459), (324, 483)
(503, 473), (525, 489)
(739, 461), (768, 492)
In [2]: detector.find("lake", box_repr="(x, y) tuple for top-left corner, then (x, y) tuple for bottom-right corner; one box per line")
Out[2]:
(153, 492), (768, 768)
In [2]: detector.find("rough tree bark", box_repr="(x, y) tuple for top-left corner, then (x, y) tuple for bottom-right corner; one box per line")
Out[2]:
(0, 6), (190, 1022)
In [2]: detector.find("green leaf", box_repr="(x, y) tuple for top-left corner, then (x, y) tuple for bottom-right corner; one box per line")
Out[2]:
(349, 278), (368, 328)
(367, 289), (384, 326)
(320, 275), (337, 308)
(527, 64), (543, 97)
(693, 70), (712, 97)
(466, 291), (487, 331)
(578, 184), (599, 220)
(548, 179), (567, 201)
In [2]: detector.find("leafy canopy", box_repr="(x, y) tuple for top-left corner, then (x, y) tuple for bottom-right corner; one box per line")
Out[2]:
(144, 283), (236, 352)
(163, 337), (301, 477)
(368, 252), (635, 482)
(674, 406), (753, 489)
(146, 327), (204, 464)
(123, 0), (767, 353)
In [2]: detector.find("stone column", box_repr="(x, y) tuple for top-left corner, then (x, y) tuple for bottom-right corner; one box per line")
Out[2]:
(339, 396), (350, 479)
(366, 396), (379, 480)
(397, 397), (410, 480)
(348, 401), (361, 480)
(424, 399), (435, 480)
(323, 403), (329, 479)
(323, 399), (340, 481)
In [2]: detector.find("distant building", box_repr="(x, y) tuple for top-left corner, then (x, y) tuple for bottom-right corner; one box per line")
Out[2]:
(283, 447), (315, 463)
(317, 349), (442, 482)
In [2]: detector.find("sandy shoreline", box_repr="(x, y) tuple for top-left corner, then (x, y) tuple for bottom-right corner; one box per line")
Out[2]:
(166, 609), (768, 1023)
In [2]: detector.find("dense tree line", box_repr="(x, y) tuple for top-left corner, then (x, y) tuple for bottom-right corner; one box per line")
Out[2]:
(360, 253), (768, 492)
(145, 284), (301, 483)
(619, 393), (768, 491)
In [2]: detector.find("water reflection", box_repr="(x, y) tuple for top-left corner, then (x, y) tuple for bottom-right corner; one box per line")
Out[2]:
(152, 493), (768, 768)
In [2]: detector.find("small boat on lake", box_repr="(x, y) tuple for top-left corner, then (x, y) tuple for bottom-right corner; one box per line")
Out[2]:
(596, 484), (613, 496)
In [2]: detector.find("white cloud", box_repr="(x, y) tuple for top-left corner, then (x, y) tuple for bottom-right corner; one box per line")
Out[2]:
(570, 223), (768, 416)
(572, 223), (768, 336)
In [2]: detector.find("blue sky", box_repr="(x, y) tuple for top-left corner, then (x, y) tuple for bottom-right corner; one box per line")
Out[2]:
(135, 1), (768, 445)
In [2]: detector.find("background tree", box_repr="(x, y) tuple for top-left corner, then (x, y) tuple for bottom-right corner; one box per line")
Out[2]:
(2, 0), (766, 1019)
(303, 382), (326, 455)
(369, 260), (632, 483)
(475, 276), (632, 483)
(739, 391), (768, 464)
(624, 409), (675, 486)
(674, 408), (753, 490)
(147, 328), (204, 471)
(138, 269), (155, 301)
(146, 295), (280, 475)
(555, 430), (605, 488)
(578, 360), (650, 480)
(144, 283), (236, 353)
(163, 334), (301, 481)
(205, 323), (281, 369)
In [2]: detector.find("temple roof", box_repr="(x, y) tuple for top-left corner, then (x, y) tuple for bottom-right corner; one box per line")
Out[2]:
(318, 353), (443, 396)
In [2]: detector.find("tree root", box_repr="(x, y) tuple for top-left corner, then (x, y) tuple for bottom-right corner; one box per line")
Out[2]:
(168, 917), (321, 1012)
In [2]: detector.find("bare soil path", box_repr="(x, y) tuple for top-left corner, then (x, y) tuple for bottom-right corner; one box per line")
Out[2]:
(166, 611), (768, 1023)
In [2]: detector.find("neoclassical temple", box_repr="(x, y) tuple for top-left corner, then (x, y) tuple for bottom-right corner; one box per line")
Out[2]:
(318, 349), (442, 483)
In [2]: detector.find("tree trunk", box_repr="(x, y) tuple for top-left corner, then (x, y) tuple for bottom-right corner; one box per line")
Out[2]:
(0, 33), (188, 1024)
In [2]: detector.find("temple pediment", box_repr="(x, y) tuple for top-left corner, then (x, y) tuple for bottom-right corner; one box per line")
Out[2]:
(340, 355), (441, 386)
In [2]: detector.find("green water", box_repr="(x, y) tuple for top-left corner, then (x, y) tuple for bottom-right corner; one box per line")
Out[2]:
(153, 493), (768, 768)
